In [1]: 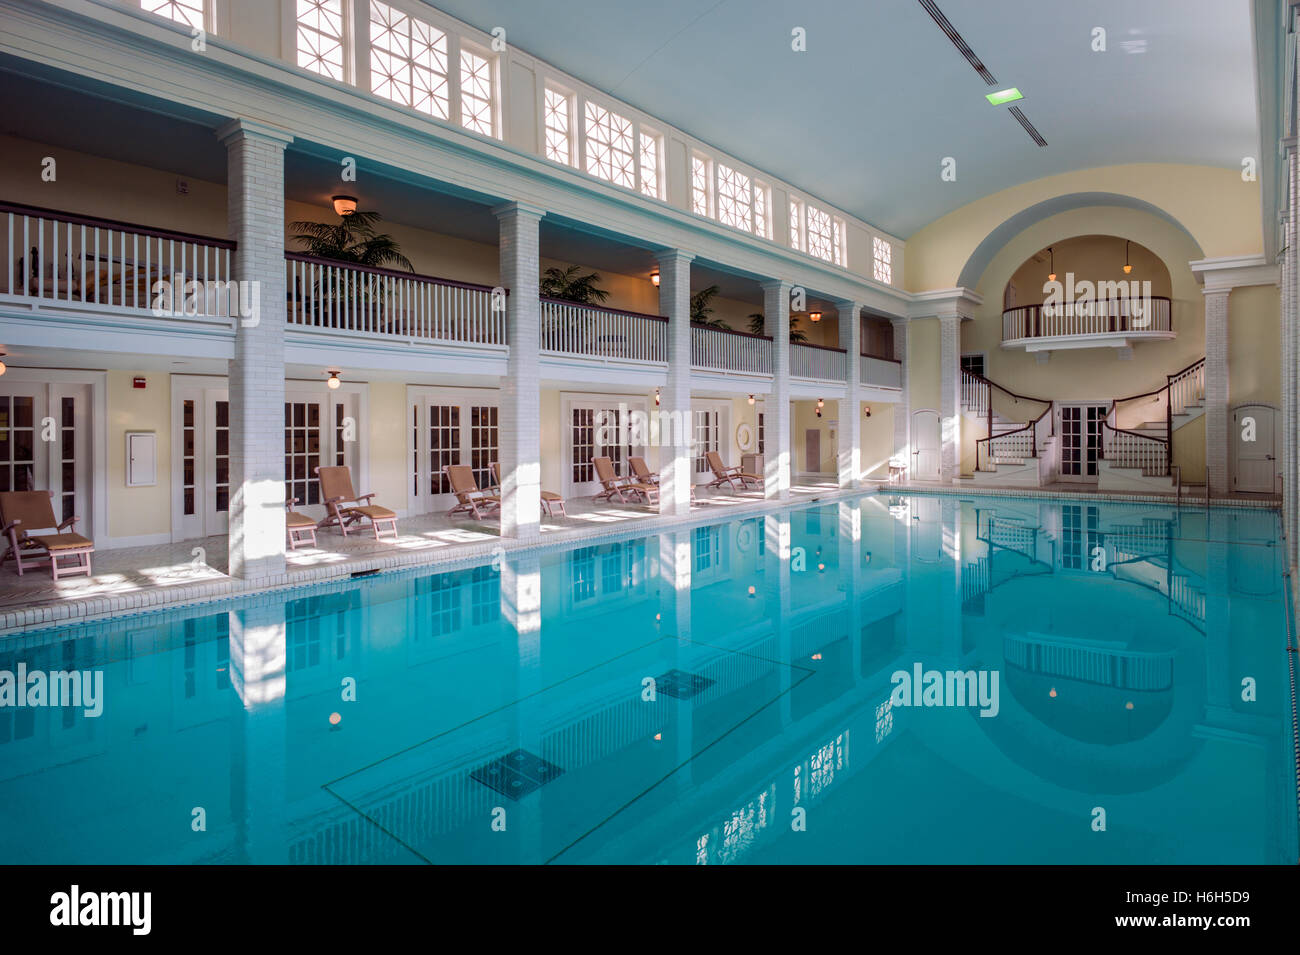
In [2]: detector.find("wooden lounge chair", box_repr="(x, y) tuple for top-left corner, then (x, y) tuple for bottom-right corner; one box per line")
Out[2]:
(285, 498), (318, 550)
(0, 490), (94, 580)
(446, 464), (501, 520)
(629, 456), (659, 485)
(489, 462), (567, 518)
(706, 450), (763, 491)
(315, 465), (398, 540)
(593, 456), (658, 505)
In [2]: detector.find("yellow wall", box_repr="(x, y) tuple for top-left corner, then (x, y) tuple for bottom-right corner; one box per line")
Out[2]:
(368, 381), (408, 511)
(907, 319), (940, 411)
(860, 401), (895, 479)
(1228, 284), (1282, 407)
(1007, 234), (1172, 302)
(106, 370), (170, 540)
(905, 164), (1263, 291)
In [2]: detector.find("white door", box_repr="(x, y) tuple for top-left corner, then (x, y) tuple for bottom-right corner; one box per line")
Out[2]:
(911, 409), (940, 480)
(691, 401), (730, 485)
(563, 397), (647, 497)
(409, 389), (500, 514)
(1059, 403), (1108, 483)
(0, 381), (89, 529)
(173, 382), (231, 540)
(1232, 405), (1276, 493)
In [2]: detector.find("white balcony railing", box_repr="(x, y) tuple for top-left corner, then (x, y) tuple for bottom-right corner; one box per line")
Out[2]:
(540, 298), (667, 362)
(690, 324), (773, 375)
(790, 342), (847, 381)
(1003, 298), (1173, 342)
(861, 354), (901, 389)
(3, 201), (235, 318)
(286, 253), (505, 345)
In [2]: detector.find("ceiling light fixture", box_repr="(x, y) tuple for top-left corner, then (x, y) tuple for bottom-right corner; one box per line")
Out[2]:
(650, 269), (660, 286)
(326, 370), (341, 390)
(747, 394), (755, 405)
(809, 311), (821, 323)
(0, 352), (6, 376)
(985, 87), (1023, 106)
(332, 195), (357, 216)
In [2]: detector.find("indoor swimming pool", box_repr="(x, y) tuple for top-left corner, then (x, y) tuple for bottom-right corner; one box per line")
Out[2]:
(0, 492), (1296, 864)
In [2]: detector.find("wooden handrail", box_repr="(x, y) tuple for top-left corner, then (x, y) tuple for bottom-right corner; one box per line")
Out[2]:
(975, 402), (1054, 470)
(1100, 420), (1169, 445)
(690, 322), (773, 342)
(285, 251), (500, 294)
(2, 200), (237, 249)
(961, 368), (1052, 406)
(792, 341), (847, 354)
(861, 352), (902, 364)
(1004, 296), (1173, 314)
(540, 296), (668, 322)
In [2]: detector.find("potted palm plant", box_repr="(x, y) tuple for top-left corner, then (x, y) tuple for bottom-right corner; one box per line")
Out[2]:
(747, 311), (809, 343)
(539, 265), (609, 350)
(290, 209), (413, 329)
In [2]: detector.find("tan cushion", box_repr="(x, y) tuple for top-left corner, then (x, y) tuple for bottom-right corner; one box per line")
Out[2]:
(540, 491), (564, 502)
(285, 511), (317, 528)
(31, 533), (94, 552)
(352, 505), (397, 520)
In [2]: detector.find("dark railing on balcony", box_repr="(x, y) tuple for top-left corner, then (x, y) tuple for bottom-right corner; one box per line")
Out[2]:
(691, 323), (773, 374)
(1003, 297), (1173, 341)
(285, 252), (505, 345)
(539, 297), (667, 362)
(2, 200), (235, 316)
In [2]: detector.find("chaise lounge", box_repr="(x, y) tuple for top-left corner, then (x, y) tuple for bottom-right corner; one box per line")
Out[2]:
(705, 451), (763, 491)
(315, 465), (398, 540)
(488, 462), (567, 517)
(593, 456), (658, 505)
(0, 490), (95, 580)
(285, 498), (319, 550)
(446, 464), (501, 520)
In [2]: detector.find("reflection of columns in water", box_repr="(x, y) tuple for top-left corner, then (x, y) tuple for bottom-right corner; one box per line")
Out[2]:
(764, 514), (793, 725)
(1203, 511), (1233, 711)
(656, 531), (693, 788)
(838, 502), (863, 680)
(228, 603), (287, 864)
(500, 553), (543, 862)
(938, 498), (963, 664)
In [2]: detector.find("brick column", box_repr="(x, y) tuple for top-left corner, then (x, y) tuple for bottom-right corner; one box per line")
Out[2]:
(218, 119), (292, 581)
(938, 310), (961, 482)
(656, 249), (694, 516)
(890, 317), (909, 469)
(837, 300), (862, 488)
(761, 279), (792, 500)
(1203, 287), (1230, 495)
(1286, 144), (1298, 569)
(494, 202), (545, 539)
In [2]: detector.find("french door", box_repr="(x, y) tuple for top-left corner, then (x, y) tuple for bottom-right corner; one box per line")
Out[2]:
(409, 388), (500, 514)
(691, 402), (730, 484)
(1059, 403), (1108, 482)
(0, 380), (88, 527)
(562, 395), (649, 497)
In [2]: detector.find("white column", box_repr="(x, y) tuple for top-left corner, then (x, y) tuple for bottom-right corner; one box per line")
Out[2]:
(494, 202), (545, 539)
(656, 249), (694, 516)
(218, 119), (292, 581)
(890, 317), (909, 468)
(1203, 288), (1230, 495)
(938, 310), (961, 482)
(761, 279), (792, 500)
(837, 300), (862, 488)
(1286, 143), (1298, 570)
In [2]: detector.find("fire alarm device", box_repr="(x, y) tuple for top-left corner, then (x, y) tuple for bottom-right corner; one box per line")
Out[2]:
(133, 377), (146, 389)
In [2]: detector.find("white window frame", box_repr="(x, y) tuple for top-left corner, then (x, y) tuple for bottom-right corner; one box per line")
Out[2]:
(583, 99), (637, 190)
(542, 82), (576, 167)
(408, 385), (501, 516)
(788, 197), (805, 252)
(691, 152), (714, 218)
(290, 0), (352, 83)
(638, 125), (663, 200)
(715, 161), (754, 234)
(140, 0), (211, 32)
(458, 38), (499, 139)
(367, 0), (452, 121)
(873, 236), (893, 284)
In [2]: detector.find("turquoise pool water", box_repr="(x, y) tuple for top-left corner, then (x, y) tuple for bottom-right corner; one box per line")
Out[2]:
(1, 492), (1296, 864)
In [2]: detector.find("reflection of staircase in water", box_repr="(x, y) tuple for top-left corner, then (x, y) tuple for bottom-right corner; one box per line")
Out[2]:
(1106, 520), (1206, 632)
(963, 514), (1054, 615)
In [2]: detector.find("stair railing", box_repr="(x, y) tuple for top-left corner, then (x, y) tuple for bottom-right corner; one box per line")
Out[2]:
(961, 369), (1053, 472)
(1101, 357), (1204, 477)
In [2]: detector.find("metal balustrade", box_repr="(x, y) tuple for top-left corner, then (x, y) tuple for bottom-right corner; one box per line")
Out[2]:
(286, 253), (505, 345)
(690, 323), (773, 374)
(539, 298), (667, 362)
(3, 200), (235, 317)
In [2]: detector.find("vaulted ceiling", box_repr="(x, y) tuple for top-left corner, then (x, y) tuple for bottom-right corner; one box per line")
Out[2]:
(428, 0), (1261, 237)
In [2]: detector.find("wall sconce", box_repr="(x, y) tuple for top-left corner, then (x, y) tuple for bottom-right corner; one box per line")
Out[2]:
(863, 406), (872, 417)
(809, 311), (821, 323)
(650, 268), (660, 286)
(1123, 239), (1133, 274)
(654, 388), (661, 407)
(332, 195), (357, 216)
(747, 585), (756, 598)
(747, 394), (755, 405)
(816, 398), (824, 419)
(0, 352), (6, 376)
(326, 370), (342, 390)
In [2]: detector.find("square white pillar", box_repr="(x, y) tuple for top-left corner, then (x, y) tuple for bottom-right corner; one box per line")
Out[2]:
(1203, 288), (1230, 495)
(761, 279), (792, 500)
(494, 202), (545, 539)
(890, 317), (910, 470)
(837, 300), (862, 488)
(218, 119), (293, 581)
(938, 311), (961, 482)
(656, 249), (694, 517)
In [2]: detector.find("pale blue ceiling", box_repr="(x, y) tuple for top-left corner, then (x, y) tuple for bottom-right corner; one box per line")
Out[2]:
(422, 0), (1259, 238)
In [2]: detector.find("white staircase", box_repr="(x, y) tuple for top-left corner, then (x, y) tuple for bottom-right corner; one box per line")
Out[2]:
(1098, 358), (1205, 493)
(961, 371), (1055, 486)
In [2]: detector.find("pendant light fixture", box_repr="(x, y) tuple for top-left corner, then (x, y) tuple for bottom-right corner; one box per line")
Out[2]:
(1123, 239), (1133, 275)
(1047, 246), (1056, 283)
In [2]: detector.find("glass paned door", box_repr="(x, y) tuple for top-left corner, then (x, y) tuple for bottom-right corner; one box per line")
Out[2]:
(1060, 404), (1108, 482)
(410, 395), (500, 513)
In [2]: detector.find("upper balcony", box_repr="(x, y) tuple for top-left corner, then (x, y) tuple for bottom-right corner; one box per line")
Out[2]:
(1002, 298), (1174, 356)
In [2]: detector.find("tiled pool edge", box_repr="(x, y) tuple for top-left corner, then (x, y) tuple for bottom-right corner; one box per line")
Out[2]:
(0, 479), (1281, 638)
(0, 484), (867, 637)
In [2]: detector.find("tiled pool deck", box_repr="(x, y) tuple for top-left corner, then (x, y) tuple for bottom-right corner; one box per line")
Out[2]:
(0, 477), (1281, 635)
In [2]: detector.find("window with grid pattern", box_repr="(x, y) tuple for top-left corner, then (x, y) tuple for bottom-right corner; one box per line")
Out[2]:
(754, 183), (770, 238)
(460, 46), (496, 136)
(284, 401), (322, 507)
(584, 102), (635, 188)
(141, 0), (204, 29)
(369, 1), (450, 120)
(716, 163), (753, 233)
(873, 236), (892, 284)
(429, 404), (459, 494)
(543, 86), (573, 165)
(691, 155), (712, 216)
(296, 0), (346, 81)
(806, 206), (833, 262)
(639, 130), (661, 198)
(789, 198), (804, 251)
